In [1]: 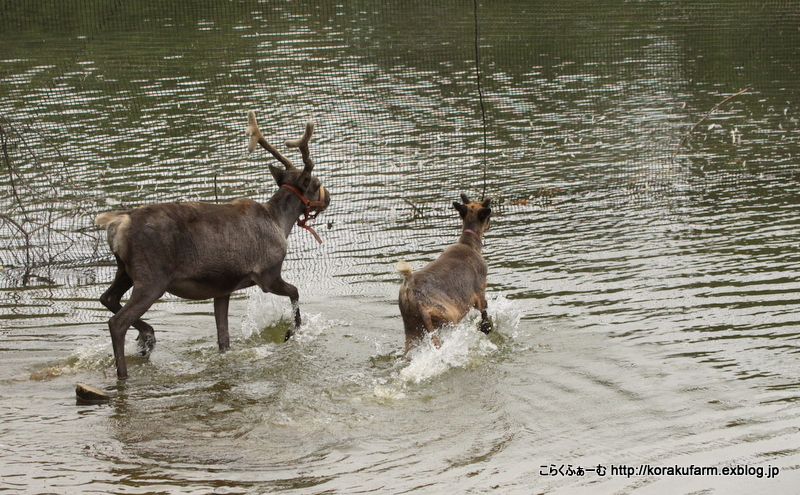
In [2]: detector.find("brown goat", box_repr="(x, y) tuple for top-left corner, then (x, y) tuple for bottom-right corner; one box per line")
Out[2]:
(397, 194), (493, 354)
(94, 112), (330, 379)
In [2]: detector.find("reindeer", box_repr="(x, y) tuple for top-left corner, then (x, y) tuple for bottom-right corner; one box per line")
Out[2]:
(94, 111), (330, 379)
(396, 194), (493, 354)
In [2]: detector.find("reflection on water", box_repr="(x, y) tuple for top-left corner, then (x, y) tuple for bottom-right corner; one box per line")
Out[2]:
(2, 1), (800, 493)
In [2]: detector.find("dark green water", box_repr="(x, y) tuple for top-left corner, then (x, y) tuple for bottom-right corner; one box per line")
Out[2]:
(1, 1), (799, 493)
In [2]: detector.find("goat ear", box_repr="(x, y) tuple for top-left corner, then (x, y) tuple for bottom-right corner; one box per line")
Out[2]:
(482, 198), (491, 208)
(460, 193), (471, 204)
(478, 207), (492, 222)
(453, 201), (468, 218)
(269, 164), (284, 185)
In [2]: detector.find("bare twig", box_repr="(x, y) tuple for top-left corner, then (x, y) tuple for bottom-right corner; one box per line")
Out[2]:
(1, 117), (70, 199)
(670, 87), (752, 165)
(0, 122), (34, 267)
(402, 198), (424, 219)
(0, 122), (27, 214)
(0, 213), (32, 267)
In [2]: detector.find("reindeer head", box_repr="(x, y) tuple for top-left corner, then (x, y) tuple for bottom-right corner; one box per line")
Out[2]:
(453, 193), (491, 236)
(246, 111), (330, 217)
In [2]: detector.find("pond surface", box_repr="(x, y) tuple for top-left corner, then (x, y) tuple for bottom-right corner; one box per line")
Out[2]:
(1, 1), (800, 494)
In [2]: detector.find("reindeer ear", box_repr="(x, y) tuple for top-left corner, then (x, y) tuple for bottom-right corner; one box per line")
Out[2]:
(453, 202), (468, 218)
(269, 164), (284, 185)
(482, 198), (491, 208)
(460, 193), (471, 204)
(297, 171), (312, 191)
(478, 207), (492, 222)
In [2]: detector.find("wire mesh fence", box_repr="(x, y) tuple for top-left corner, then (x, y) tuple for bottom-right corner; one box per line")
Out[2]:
(1, 0), (798, 288)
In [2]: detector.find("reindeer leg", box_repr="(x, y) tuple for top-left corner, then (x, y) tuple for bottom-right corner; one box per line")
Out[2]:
(108, 284), (165, 380)
(214, 295), (231, 352)
(100, 262), (157, 357)
(260, 275), (301, 340)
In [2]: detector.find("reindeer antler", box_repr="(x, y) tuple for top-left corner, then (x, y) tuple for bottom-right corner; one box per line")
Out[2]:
(246, 111), (296, 170)
(285, 121), (315, 173)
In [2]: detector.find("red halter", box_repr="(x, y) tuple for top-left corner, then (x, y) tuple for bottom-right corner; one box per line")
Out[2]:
(281, 184), (326, 244)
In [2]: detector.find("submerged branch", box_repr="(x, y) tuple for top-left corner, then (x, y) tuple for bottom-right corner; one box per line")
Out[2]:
(670, 87), (751, 165)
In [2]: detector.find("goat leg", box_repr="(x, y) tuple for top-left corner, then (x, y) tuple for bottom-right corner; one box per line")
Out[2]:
(475, 296), (493, 334)
(214, 295), (231, 352)
(420, 306), (441, 348)
(479, 310), (493, 334)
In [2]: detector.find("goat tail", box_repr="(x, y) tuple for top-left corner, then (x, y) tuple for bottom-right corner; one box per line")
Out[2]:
(396, 260), (414, 279)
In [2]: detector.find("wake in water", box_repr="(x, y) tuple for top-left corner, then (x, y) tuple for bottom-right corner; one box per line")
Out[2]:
(29, 341), (113, 380)
(374, 294), (524, 398)
(30, 291), (522, 394)
(30, 289), (338, 381)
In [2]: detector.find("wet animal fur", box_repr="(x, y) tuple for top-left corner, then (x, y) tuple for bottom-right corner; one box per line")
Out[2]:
(397, 194), (493, 354)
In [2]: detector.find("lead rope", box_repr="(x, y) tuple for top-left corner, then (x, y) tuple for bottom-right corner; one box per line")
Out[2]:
(281, 184), (324, 244)
(473, 0), (489, 202)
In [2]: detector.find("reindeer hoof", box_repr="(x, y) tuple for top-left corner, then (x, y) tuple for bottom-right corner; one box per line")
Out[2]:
(137, 333), (156, 358)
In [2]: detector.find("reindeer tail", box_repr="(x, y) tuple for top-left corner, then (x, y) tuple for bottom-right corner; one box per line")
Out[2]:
(396, 260), (413, 279)
(94, 211), (125, 229)
(94, 211), (131, 256)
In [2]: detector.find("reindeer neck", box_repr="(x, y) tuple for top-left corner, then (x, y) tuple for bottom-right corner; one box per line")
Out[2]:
(458, 228), (483, 250)
(265, 187), (307, 238)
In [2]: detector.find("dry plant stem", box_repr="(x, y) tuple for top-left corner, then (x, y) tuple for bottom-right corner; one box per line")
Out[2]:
(670, 87), (751, 165)
(402, 198), (424, 218)
(0, 123), (26, 214)
(0, 123), (33, 267)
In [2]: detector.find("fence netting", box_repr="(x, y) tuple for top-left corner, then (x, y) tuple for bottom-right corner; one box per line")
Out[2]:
(1, 0), (798, 287)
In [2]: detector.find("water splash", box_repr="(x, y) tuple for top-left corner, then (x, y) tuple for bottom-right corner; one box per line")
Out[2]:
(293, 312), (350, 343)
(374, 294), (522, 397)
(241, 290), (288, 339)
(486, 293), (524, 334)
(241, 288), (348, 345)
